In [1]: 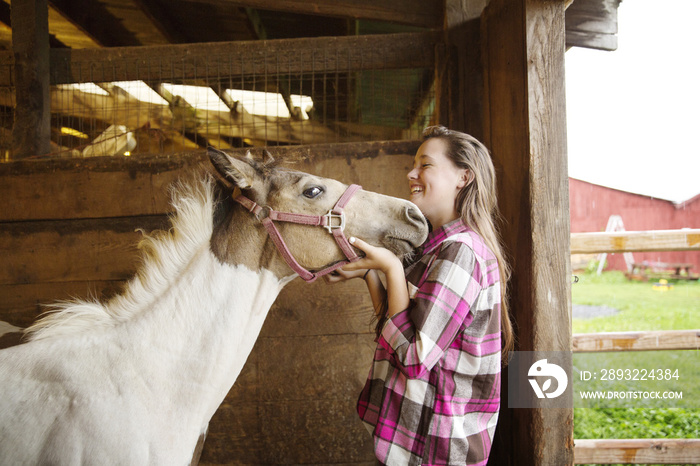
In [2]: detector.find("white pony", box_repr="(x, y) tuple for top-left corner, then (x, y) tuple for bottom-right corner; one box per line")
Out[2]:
(0, 148), (428, 465)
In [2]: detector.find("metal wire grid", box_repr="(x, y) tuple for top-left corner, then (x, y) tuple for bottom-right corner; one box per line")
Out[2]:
(0, 47), (434, 159)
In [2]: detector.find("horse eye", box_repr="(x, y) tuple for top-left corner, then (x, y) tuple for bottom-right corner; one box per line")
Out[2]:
(303, 186), (324, 199)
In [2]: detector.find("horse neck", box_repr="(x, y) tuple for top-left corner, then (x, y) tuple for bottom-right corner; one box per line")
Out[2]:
(123, 243), (292, 422)
(211, 199), (296, 279)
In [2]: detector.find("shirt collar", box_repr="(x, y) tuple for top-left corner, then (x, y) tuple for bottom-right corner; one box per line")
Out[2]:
(421, 218), (469, 255)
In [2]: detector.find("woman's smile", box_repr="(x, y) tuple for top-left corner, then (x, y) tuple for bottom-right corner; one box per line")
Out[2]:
(407, 138), (467, 229)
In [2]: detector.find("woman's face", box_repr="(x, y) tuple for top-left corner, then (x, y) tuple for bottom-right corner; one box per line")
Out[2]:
(407, 137), (468, 229)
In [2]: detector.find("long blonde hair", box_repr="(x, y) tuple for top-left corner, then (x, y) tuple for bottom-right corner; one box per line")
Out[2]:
(422, 125), (513, 364)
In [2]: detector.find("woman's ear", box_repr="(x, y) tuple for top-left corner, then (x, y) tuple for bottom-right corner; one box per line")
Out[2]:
(457, 169), (474, 189)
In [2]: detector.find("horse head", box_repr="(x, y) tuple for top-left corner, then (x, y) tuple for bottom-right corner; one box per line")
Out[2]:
(208, 147), (429, 281)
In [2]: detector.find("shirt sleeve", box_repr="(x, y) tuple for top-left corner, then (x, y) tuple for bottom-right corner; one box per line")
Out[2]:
(377, 240), (484, 379)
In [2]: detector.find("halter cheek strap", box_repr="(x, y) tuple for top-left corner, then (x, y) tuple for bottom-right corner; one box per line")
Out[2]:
(234, 184), (362, 282)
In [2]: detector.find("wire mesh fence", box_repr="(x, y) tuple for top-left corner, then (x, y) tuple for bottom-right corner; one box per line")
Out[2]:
(0, 34), (437, 159)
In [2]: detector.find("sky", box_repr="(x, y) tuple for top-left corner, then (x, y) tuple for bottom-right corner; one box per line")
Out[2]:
(565, 0), (700, 203)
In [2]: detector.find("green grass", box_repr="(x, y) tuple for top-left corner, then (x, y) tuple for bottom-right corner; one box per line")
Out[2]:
(572, 271), (700, 463)
(572, 271), (700, 333)
(574, 407), (700, 439)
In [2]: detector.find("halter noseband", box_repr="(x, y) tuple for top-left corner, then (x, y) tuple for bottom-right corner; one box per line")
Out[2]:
(234, 184), (362, 282)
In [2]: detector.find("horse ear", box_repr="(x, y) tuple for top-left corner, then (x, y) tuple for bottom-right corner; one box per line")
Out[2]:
(208, 147), (256, 189)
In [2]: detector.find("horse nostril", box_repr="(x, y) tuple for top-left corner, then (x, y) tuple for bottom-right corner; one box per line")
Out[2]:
(405, 205), (426, 228)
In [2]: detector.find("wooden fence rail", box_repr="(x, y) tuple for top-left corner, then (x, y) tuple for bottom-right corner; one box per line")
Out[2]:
(572, 228), (699, 465)
(573, 329), (700, 352)
(571, 229), (700, 254)
(575, 439), (700, 464)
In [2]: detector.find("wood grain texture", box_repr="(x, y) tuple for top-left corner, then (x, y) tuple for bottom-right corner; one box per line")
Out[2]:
(0, 32), (439, 86)
(571, 229), (700, 254)
(482, 0), (573, 464)
(186, 0), (443, 29)
(0, 216), (169, 285)
(10, 0), (52, 159)
(572, 330), (700, 352)
(574, 439), (700, 464)
(0, 141), (419, 222)
(0, 281), (125, 328)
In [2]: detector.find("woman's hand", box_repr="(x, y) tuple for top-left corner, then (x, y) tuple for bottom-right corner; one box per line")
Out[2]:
(324, 237), (409, 319)
(344, 237), (403, 276)
(323, 237), (399, 284)
(346, 237), (409, 319)
(323, 267), (367, 284)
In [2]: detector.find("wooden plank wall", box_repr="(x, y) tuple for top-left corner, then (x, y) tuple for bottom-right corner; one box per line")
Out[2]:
(0, 140), (420, 464)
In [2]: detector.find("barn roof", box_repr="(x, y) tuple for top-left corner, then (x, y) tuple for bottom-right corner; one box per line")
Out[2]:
(0, 0), (621, 51)
(570, 177), (700, 207)
(0, 0), (621, 158)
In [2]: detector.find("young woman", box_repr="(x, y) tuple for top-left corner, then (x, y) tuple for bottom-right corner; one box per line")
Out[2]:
(327, 125), (513, 465)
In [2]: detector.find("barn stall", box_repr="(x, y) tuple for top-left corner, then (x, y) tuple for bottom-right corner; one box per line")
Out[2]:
(0, 0), (616, 464)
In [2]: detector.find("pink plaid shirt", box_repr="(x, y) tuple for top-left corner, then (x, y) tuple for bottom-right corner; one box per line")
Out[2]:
(357, 219), (502, 465)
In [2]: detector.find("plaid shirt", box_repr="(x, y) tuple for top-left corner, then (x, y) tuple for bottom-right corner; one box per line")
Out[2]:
(357, 219), (502, 466)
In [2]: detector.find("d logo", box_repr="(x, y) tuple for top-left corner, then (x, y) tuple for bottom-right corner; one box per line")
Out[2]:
(528, 359), (568, 399)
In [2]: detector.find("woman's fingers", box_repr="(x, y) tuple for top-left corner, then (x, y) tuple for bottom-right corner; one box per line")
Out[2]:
(323, 271), (346, 284)
(348, 237), (401, 275)
(323, 266), (368, 284)
(349, 236), (372, 252)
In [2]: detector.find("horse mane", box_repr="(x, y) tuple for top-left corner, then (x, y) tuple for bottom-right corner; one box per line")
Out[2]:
(25, 172), (219, 342)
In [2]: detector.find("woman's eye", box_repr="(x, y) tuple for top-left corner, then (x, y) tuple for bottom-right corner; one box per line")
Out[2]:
(303, 186), (324, 199)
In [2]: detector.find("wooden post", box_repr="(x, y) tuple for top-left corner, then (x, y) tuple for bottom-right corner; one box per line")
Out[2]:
(11, 0), (52, 159)
(438, 0), (488, 139)
(482, 0), (573, 464)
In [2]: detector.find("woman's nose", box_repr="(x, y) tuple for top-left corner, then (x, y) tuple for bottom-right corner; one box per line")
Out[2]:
(407, 167), (418, 180)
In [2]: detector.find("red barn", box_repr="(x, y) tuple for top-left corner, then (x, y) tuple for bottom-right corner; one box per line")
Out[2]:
(569, 178), (700, 272)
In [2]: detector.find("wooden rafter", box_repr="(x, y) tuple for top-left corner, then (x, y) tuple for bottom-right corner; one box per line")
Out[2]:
(44, 2), (100, 48)
(186, 0), (443, 29)
(131, 0), (190, 44)
(49, 0), (142, 47)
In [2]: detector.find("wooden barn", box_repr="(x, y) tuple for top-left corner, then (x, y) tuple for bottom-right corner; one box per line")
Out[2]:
(570, 177), (700, 275)
(0, 0), (627, 464)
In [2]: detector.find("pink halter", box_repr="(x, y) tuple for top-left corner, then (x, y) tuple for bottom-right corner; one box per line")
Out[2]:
(234, 184), (363, 282)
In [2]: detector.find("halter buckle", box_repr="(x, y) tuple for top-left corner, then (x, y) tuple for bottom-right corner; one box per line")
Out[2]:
(323, 210), (345, 234)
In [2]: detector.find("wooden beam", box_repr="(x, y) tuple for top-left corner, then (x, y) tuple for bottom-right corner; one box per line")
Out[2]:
(0, 2), (14, 50)
(573, 330), (700, 352)
(49, 0), (141, 47)
(0, 31), (439, 87)
(0, 281), (125, 328)
(11, 0), (52, 159)
(565, 0), (621, 51)
(0, 216), (169, 286)
(46, 3), (100, 49)
(187, 0), (443, 29)
(574, 439), (700, 464)
(571, 229), (700, 254)
(565, 30), (617, 51)
(482, 0), (573, 464)
(0, 140), (420, 221)
(131, 0), (191, 44)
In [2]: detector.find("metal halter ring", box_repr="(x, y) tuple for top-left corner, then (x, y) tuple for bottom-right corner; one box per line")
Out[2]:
(322, 210), (345, 234)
